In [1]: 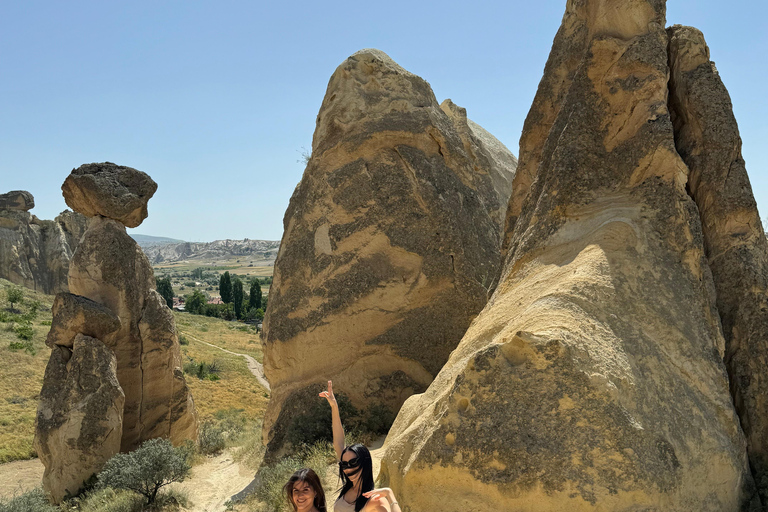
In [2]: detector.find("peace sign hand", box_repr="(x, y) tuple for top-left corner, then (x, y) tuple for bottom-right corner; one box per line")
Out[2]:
(318, 380), (337, 407)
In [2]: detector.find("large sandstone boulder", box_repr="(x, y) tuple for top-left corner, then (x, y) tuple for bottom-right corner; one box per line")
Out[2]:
(262, 49), (516, 457)
(68, 216), (197, 450)
(62, 162), (157, 228)
(380, 2), (759, 510)
(668, 25), (768, 504)
(46, 292), (121, 348)
(0, 206), (87, 294)
(34, 336), (124, 504)
(0, 190), (34, 211)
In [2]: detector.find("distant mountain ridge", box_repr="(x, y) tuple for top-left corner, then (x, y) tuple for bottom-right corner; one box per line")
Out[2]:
(138, 238), (280, 264)
(130, 234), (186, 247)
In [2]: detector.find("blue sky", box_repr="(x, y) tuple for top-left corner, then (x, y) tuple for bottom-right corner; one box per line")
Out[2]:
(1, 0), (765, 241)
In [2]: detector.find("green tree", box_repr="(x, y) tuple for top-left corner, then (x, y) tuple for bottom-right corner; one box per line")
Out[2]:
(233, 278), (244, 320)
(6, 287), (23, 310)
(191, 267), (205, 280)
(97, 438), (190, 505)
(185, 290), (207, 315)
(249, 279), (262, 310)
(156, 276), (174, 309)
(219, 272), (233, 304)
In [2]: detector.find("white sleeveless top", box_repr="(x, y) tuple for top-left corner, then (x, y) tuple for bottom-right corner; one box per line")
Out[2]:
(334, 496), (357, 512)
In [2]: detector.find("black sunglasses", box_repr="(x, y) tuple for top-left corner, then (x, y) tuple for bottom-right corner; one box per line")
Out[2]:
(339, 457), (360, 470)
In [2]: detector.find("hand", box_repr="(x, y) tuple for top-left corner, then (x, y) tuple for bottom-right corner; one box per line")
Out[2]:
(361, 492), (391, 512)
(362, 488), (395, 504)
(318, 380), (337, 407)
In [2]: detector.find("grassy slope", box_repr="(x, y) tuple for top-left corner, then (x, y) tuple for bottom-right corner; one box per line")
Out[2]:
(0, 279), (54, 463)
(0, 278), (268, 464)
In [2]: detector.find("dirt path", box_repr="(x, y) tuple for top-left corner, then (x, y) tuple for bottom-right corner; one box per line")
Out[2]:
(0, 458), (44, 498)
(181, 332), (270, 391)
(174, 449), (255, 512)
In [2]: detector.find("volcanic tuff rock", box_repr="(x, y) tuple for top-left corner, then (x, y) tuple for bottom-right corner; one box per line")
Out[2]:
(668, 24), (768, 505)
(0, 190), (34, 211)
(381, 2), (762, 511)
(34, 336), (125, 503)
(62, 162), (157, 228)
(36, 164), (197, 502)
(140, 238), (280, 265)
(0, 193), (87, 294)
(261, 49), (516, 458)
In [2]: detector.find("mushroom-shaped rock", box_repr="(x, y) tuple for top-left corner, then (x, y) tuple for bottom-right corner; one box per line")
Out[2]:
(0, 190), (34, 211)
(61, 162), (157, 228)
(46, 293), (121, 348)
(34, 336), (124, 504)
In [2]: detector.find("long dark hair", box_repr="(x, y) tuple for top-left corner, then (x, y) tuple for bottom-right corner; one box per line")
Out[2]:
(337, 444), (374, 512)
(284, 468), (327, 512)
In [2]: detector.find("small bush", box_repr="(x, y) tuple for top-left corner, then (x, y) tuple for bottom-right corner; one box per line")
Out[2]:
(178, 334), (189, 346)
(67, 487), (144, 512)
(97, 438), (190, 505)
(183, 359), (221, 381)
(9, 339), (35, 355)
(5, 287), (23, 309)
(0, 487), (57, 512)
(15, 323), (34, 340)
(198, 421), (226, 455)
(39, 320), (51, 326)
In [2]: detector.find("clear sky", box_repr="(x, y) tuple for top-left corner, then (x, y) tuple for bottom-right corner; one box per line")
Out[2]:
(1, 1), (766, 242)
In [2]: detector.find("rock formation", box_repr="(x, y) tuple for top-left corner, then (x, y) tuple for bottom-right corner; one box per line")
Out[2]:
(380, 2), (764, 511)
(0, 191), (87, 294)
(139, 238), (280, 265)
(261, 49), (516, 457)
(35, 163), (198, 502)
(668, 24), (768, 505)
(34, 336), (125, 504)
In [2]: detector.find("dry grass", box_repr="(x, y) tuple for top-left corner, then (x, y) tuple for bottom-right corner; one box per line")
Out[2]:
(0, 279), (54, 464)
(0, 279), (268, 464)
(180, 328), (269, 423)
(175, 312), (264, 362)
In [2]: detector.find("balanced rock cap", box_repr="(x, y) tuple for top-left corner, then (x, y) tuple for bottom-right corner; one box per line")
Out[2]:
(62, 162), (157, 228)
(0, 190), (34, 211)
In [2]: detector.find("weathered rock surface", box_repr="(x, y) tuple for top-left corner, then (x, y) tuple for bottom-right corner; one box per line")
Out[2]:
(0, 199), (87, 294)
(0, 190), (34, 211)
(68, 216), (197, 451)
(262, 49), (516, 457)
(62, 162), (157, 228)
(668, 24), (768, 505)
(34, 336), (124, 504)
(380, 3), (758, 511)
(46, 292), (121, 348)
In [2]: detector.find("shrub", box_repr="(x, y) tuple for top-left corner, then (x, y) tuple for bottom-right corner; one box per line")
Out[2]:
(5, 287), (23, 310)
(0, 488), (57, 512)
(183, 359), (221, 381)
(198, 421), (226, 455)
(15, 323), (34, 341)
(9, 339), (35, 355)
(178, 334), (189, 346)
(67, 487), (144, 512)
(97, 438), (190, 504)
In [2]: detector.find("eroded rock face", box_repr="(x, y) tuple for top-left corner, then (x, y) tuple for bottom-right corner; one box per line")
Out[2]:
(62, 162), (157, 228)
(69, 216), (198, 451)
(34, 336), (124, 504)
(46, 293), (121, 348)
(380, 3), (758, 510)
(668, 24), (768, 504)
(0, 190), (34, 211)
(262, 49), (516, 458)
(0, 204), (87, 294)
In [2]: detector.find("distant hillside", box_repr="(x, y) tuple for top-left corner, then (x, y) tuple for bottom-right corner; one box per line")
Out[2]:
(130, 234), (186, 247)
(141, 239), (280, 264)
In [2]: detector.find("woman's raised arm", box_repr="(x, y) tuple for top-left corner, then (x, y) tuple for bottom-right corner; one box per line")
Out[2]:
(319, 380), (345, 460)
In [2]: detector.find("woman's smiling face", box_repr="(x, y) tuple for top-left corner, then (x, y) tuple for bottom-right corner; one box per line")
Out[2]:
(292, 480), (317, 512)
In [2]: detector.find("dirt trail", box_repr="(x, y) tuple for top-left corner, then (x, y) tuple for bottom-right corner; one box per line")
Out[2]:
(0, 458), (44, 498)
(181, 332), (270, 390)
(174, 449), (255, 512)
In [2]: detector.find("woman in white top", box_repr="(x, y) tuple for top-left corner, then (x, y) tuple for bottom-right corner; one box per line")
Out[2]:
(319, 381), (401, 512)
